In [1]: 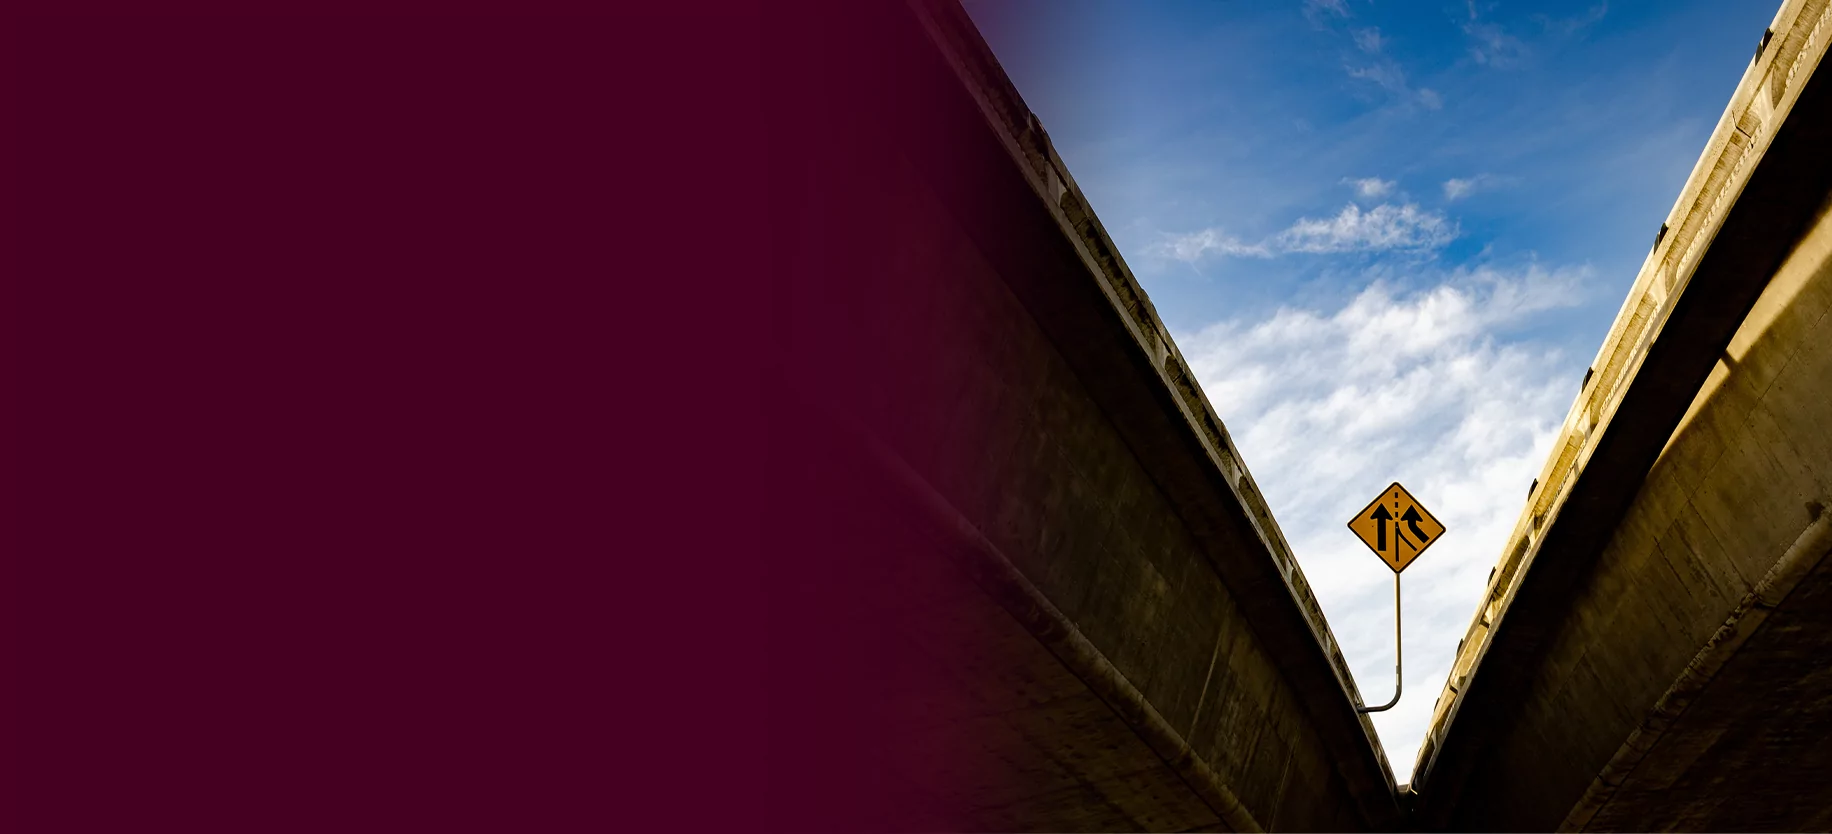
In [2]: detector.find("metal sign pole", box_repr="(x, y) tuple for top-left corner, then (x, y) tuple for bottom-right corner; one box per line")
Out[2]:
(1358, 572), (1401, 714)
(1347, 481), (1437, 714)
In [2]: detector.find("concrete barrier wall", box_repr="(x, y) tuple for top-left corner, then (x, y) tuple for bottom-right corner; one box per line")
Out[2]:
(1411, 2), (1832, 826)
(766, 1), (1398, 829)
(1444, 186), (1832, 831)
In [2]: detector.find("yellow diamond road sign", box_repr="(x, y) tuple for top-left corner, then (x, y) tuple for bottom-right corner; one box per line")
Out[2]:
(1348, 482), (1445, 573)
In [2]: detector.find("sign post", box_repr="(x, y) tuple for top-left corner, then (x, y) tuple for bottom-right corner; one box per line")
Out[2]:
(1346, 482), (1445, 714)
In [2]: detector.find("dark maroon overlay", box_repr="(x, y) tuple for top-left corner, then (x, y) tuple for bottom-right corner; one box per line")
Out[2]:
(8, 1), (1035, 830)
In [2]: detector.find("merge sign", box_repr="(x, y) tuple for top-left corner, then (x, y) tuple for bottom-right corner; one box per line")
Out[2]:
(1348, 482), (1445, 573)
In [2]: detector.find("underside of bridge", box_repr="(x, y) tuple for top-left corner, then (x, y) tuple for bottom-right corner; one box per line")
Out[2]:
(1410, 0), (1832, 829)
(775, 0), (1832, 830)
(773, 0), (1399, 829)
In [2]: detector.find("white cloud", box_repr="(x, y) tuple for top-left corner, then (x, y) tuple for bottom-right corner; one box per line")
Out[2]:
(1352, 27), (1384, 54)
(1276, 203), (1458, 253)
(1347, 62), (1444, 110)
(1176, 263), (1589, 780)
(1148, 228), (1274, 261)
(1344, 176), (1396, 199)
(1443, 173), (1510, 201)
(1347, 62), (1405, 94)
(1151, 202), (1458, 264)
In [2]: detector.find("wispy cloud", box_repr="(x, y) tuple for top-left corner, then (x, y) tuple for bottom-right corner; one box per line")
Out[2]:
(1303, 0), (1351, 23)
(1299, 1), (1438, 109)
(1464, 21), (1530, 67)
(1280, 203), (1458, 253)
(1443, 173), (1512, 201)
(1347, 61), (1444, 109)
(1443, 172), (1516, 199)
(1460, 1), (1603, 68)
(1344, 176), (1396, 199)
(1150, 229), (1273, 261)
(1152, 202), (1459, 263)
(1176, 262), (1590, 777)
(1536, 3), (1609, 38)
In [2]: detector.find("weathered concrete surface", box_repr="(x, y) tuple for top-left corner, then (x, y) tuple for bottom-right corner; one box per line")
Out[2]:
(769, 0), (1399, 829)
(1410, 0), (1832, 829)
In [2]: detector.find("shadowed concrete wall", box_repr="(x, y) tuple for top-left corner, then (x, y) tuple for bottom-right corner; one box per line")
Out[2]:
(1411, 1), (1832, 828)
(767, 0), (1398, 829)
(1446, 177), (1832, 834)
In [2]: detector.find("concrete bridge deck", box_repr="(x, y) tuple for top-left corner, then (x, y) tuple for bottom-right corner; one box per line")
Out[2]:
(1410, 0), (1832, 828)
(771, 0), (1401, 829)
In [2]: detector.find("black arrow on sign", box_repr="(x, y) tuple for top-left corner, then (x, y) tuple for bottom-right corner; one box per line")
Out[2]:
(1401, 506), (1431, 544)
(1370, 505), (1392, 551)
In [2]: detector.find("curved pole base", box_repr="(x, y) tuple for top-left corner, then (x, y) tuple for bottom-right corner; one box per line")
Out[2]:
(1356, 572), (1402, 714)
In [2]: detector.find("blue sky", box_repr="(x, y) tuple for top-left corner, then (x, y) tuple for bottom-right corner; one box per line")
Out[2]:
(963, 0), (1778, 782)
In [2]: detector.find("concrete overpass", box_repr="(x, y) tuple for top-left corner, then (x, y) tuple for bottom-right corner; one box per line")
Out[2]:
(769, 0), (1400, 829)
(1409, 0), (1832, 829)
(770, 0), (1832, 829)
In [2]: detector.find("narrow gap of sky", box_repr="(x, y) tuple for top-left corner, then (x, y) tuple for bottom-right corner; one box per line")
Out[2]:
(962, 0), (1775, 782)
